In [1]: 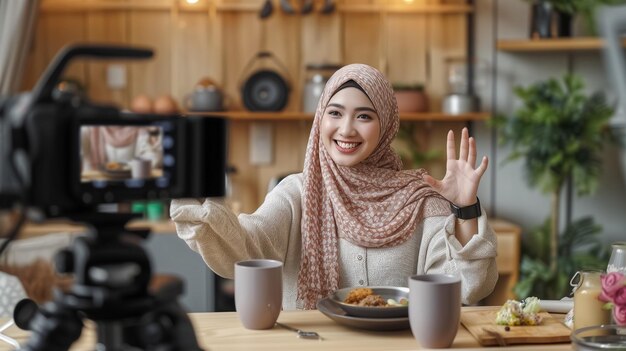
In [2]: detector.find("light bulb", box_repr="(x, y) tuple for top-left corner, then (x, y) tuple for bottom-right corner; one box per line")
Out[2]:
(186, 0), (199, 4)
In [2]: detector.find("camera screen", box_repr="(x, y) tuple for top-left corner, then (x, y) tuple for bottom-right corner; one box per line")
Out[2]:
(80, 125), (164, 183)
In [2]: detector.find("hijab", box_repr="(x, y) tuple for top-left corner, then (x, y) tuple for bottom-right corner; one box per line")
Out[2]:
(297, 63), (450, 309)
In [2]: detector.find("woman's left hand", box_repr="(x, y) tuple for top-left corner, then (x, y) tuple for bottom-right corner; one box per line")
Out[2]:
(422, 128), (488, 207)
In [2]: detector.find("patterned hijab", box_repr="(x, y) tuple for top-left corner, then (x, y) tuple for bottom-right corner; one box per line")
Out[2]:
(297, 64), (450, 309)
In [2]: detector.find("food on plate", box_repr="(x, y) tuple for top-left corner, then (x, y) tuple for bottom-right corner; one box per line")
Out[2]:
(387, 298), (409, 306)
(342, 288), (408, 307)
(495, 296), (543, 326)
(358, 294), (386, 307)
(105, 162), (122, 170)
(344, 288), (373, 304)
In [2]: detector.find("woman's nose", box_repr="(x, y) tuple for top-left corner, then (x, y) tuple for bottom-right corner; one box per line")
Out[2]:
(338, 118), (356, 137)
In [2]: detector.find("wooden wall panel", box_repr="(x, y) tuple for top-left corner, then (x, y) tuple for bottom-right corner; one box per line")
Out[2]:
(41, 13), (88, 86)
(263, 14), (302, 112)
(85, 11), (129, 107)
(300, 13), (342, 111)
(342, 14), (380, 68)
(385, 14), (428, 86)
(253, 120), (310, 212)
(128, 11), (172, 99)
(222, 12), (261, 110)
(171, 12), (214, 106)
(301, 13), (342, 66)
(227, 121), (254, 214)
(171, 11), (221, 106)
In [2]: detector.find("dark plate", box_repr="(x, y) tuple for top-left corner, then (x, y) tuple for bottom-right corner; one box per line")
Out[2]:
(316, 297), (410, 331)
(329, 286), (409, 318)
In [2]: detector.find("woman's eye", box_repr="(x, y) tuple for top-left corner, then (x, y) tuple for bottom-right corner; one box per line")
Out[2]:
(327, 110), (341, 117)
(357, 113), (372, 120)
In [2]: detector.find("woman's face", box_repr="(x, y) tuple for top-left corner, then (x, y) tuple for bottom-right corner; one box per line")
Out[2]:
(321, 87), (381, 167)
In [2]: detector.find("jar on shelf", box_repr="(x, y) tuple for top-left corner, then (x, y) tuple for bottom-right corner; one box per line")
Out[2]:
(607, 242), (626, 275)
(302, 64), (341, 113)
(571, 270), (611, 330)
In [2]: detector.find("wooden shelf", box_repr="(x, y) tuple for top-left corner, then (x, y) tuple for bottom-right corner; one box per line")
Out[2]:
(40, 0), (472, 14)
(184, 111), (490, 122)
(497, 37), (626, 52)
(337, 4), (473, 14)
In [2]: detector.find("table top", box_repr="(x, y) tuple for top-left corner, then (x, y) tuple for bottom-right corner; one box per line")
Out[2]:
(0, 307), (572, 350)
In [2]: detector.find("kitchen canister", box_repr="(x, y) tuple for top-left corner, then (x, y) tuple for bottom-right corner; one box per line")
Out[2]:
(302, 64), (341, 113)
(571, 270), (611, 331)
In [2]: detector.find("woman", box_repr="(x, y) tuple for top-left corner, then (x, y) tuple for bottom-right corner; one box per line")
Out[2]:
(170, 64), (497, 310)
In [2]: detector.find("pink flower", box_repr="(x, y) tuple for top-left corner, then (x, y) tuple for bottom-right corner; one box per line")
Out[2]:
(614, 304), (626, 326)
(601, 272), (626, 299)
(615, 287), (626, 306)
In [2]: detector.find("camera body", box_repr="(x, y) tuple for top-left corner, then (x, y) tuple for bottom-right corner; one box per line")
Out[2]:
(0, 44), (227, 217)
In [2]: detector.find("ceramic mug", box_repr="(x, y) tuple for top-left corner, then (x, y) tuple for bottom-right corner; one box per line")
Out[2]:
(129, 157), (151, 179)
(184, 88), (224, 112)
(234, 259), (283, 330)
(409, 274), (461, 348)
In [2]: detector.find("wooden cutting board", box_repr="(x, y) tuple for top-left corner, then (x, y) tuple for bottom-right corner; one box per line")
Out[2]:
(460, 309), (571, 346)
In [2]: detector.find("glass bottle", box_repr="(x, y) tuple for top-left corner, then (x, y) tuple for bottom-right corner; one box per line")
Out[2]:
(607, 242), (626, 275)
(572, 270), (611, 330)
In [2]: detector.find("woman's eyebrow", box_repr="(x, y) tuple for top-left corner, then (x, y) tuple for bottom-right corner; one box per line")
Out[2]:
(355, 106), (377, 113)
(327, 103), (344, 109)
(327, 103), (376, 114)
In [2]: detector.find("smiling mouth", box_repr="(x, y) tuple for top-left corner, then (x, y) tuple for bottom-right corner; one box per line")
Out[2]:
(334, 140), (361, 153)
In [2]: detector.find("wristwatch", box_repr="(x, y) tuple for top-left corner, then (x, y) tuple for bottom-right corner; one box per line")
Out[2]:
(450, 198), (481, 220)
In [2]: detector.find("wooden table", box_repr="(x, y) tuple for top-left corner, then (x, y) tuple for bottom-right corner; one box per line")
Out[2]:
(0, 307), (572, 350)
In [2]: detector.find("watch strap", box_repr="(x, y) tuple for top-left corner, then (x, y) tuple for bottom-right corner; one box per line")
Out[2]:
(450, 197), (481, 220)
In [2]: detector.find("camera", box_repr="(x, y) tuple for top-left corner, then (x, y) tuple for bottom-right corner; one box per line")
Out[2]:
(0, 44), (227, 216)
(0, 44), (224, 350)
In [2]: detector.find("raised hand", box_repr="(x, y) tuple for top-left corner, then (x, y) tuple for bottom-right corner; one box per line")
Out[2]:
(422, 128), (488, 207)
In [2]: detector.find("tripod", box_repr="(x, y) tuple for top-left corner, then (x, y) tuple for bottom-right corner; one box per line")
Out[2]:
(13, 213), (203, 351)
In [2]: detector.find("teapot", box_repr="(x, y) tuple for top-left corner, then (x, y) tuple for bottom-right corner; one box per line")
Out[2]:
(185, 78), (225, 112)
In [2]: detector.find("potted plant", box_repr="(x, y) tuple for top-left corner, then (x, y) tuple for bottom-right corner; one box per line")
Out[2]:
(395, 123), (442, 169)
(494, 73), (615, 299)
(393, 83), (429, 113)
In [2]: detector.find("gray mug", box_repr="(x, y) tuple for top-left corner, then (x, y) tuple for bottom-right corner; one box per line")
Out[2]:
(409, 274), (461, 348)
(234, 259), (283, 330)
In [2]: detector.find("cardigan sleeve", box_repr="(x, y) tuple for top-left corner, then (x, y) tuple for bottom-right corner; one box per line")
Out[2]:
(418, 209), (498, 305)
(169, 175), (301, 278)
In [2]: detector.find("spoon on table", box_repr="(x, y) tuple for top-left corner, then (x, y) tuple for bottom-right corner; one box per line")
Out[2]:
(275, 322), (323, 340)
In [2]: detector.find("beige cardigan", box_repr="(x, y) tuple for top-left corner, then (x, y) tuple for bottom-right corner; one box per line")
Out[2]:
(170, 174), (498, 310)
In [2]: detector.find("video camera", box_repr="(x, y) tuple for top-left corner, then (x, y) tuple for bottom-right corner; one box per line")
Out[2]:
(0, 44), (226, 350)
(0, 44), (226, 216)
